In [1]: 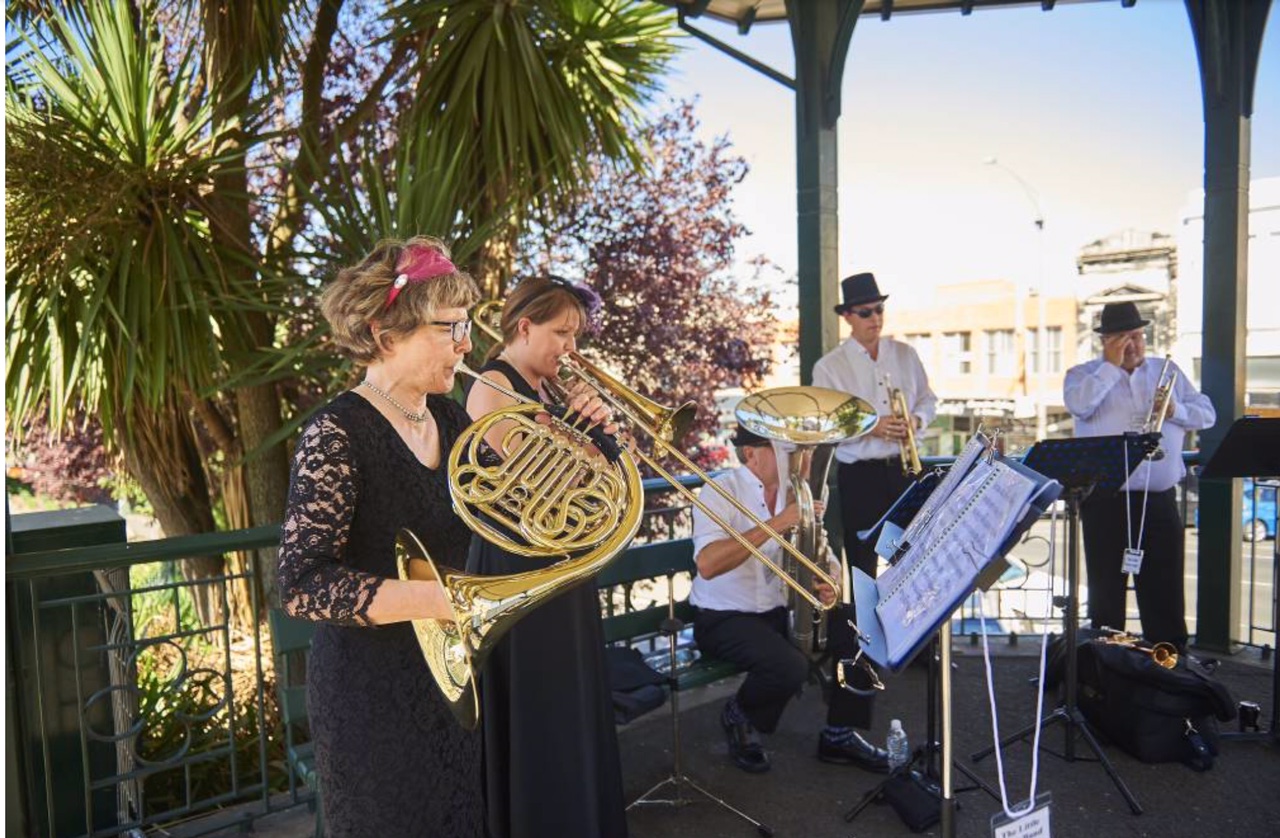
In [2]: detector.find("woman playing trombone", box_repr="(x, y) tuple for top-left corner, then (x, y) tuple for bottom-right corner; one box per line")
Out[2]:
(465, 276), (628, 838)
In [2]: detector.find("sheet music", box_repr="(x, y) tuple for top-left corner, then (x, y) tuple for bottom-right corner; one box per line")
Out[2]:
(874, 458), (1039, 664)
(898, 431), (990, 547)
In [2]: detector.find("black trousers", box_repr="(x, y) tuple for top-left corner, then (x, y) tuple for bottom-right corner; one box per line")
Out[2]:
(692, 605), (873, 734)
(1080, 487), (1187, 649)
(837, 458), (914, 580)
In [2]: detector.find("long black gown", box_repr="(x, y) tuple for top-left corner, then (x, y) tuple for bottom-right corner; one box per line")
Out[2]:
(466, 359), (628, 838)
(277, 391), (485, 838)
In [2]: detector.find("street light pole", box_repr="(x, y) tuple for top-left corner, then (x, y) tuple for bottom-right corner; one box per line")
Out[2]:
(984, 157), (1048, 442)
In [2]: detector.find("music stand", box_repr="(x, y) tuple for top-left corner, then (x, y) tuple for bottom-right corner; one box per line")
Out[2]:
(1201, 417), (1280, 745)
(970, 433), (1155, 816)
(844, 637), (1003, 834)
(627, 587), (773, 836)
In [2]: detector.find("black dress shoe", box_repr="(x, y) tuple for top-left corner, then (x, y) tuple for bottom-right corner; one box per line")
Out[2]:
(721, 709), (770, 773)
(817, 730), (891, 773)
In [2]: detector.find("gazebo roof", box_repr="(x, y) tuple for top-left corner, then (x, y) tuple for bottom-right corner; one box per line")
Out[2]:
(660, 0), (1117, 31)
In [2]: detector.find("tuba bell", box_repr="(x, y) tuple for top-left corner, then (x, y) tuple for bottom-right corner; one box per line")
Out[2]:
(735, 387), (879, 655)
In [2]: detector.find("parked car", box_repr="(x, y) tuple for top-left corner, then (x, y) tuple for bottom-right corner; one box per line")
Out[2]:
(1191, 477), (1278, 542)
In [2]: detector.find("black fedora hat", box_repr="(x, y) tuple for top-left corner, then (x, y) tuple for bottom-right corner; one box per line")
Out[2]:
(730, 423), (770, 448)
(1094, 301), (1151, 335)
(834, 272), (889, 314)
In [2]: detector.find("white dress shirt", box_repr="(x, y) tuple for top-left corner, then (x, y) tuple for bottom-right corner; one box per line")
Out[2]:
(690, 467), (789, 613)
(690, 465), (839, 613)
(812, 337), (937, 464)
(1063, 357), (1216, 492)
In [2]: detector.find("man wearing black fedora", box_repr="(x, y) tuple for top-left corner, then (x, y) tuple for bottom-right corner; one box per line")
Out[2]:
(1064, 301), (1215, 649)
(813, 272), (936, 592)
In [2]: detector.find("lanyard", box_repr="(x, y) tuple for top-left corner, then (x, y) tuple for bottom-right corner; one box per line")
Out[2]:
(977, 504), (1057, 819)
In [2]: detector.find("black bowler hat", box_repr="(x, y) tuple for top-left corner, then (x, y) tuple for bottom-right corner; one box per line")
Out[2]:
(1094, 301), (1151, 335)
(834, 272), (889, 314)
(730, 424), (770, 448)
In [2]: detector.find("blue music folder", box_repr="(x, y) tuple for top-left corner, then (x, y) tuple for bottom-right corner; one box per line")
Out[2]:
(853, 450), (1061, 672)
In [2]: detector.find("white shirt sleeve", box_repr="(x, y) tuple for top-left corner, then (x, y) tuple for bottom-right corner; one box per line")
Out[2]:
(691, 476), (742, 563)
(907, 346), (937, 427)
(1064, 360), (1125, 420)
(1167, 363), (1216, 431)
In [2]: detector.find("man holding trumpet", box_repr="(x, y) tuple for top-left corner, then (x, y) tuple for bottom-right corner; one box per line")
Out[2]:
(1064, 301), (1215, 651)
(813, 272), (937, 584)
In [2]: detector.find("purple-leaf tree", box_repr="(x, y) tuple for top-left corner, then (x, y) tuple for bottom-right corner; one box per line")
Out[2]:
(522, 101), (777, 475)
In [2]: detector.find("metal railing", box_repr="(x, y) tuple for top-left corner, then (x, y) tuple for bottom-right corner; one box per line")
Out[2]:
(5, 458), (1275, 837)
(7, 528), (287, 838)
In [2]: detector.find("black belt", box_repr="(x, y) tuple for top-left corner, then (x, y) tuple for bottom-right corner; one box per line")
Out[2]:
(842, 457), (902, 466)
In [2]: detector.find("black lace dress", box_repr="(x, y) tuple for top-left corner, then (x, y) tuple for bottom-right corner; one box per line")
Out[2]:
(277, 391), (484, 838)
(465, 359), (628, 838)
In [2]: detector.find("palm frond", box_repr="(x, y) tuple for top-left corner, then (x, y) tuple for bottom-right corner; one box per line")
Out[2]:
(5, 0), (267, 446)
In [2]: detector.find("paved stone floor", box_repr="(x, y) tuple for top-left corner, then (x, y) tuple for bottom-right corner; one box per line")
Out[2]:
(174, 645), (1278, 838)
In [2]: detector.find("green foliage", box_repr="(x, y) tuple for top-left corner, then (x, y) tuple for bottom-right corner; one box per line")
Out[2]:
(5, 0), (275, 445)
(389, 0), (675, 221)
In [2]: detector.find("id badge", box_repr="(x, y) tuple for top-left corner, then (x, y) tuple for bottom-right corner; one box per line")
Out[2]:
(1122, 548), (1144, 575)
(991, 792), (1052, 838)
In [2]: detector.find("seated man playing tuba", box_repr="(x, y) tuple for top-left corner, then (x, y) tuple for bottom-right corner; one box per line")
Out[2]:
(690, 424), (889, 774)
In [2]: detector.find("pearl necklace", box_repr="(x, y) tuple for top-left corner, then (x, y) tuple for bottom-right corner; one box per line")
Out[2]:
(361, 380), (429, 423)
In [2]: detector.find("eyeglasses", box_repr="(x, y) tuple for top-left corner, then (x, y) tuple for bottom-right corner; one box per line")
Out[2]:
(850, 304), (885, 319)
(431, 319), (473, 344)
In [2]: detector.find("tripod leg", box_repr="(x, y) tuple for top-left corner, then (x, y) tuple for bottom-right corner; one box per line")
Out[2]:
(1066, 711), (1144, 815)
(970, 707), (1067, 761)
(681, 776), (774, 836)
(843, 779), (888, 822)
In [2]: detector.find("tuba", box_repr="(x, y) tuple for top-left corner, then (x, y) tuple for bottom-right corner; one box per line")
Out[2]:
(735, 387), (878, 655)
(1142, 355), (1178, 460)
(884, 373), (923, 477)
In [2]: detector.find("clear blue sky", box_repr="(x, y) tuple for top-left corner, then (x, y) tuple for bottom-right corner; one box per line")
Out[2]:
(650, 0), (1278, 303)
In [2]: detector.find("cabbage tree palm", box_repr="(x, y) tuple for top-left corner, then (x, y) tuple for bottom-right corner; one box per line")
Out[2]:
(6, 0), (675, 625)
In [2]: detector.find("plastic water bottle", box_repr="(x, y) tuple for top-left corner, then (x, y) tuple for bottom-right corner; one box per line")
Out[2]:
(886, 719), (910, 774)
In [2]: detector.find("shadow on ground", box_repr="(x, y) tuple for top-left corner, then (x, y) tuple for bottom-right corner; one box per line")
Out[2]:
(618, 647), (1280, 838)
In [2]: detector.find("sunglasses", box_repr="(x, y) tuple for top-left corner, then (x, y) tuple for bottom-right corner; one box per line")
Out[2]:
(849, 303), (885, 319)
(430, 319), (473, 344)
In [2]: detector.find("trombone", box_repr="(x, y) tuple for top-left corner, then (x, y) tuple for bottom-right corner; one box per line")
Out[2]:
(471, 299), (853, 613)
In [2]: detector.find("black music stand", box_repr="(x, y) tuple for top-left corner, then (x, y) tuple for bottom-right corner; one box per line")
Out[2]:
(627, 587), (773, 836)
(970, 433), (1155, 816)
(844, 637), (1003, 834)
(1201, 417), (1280, 745)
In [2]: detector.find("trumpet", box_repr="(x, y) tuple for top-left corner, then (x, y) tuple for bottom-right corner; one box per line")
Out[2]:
(884, 373), (923, 477)
(1142, 354), (1178, 460)
(1100, 630), (1179, 670)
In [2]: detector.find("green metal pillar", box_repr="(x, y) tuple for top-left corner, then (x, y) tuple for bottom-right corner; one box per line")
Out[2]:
(1185, 0), (1272, 651)
(788, 0), (863, 383)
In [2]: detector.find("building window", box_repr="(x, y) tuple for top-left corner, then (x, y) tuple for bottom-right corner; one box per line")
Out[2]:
(1045, 326), (1062, 372)
(985, 329), (1015, 375)
(905, 332), (933, 366)
(1029, 326), (1063, 373)
(943, 331), (972, 375)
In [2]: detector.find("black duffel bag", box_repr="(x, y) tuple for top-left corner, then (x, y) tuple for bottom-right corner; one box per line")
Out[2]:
(1076, 639), (1236, 770)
